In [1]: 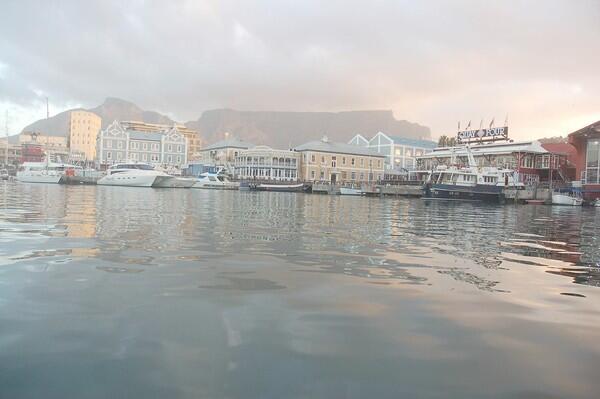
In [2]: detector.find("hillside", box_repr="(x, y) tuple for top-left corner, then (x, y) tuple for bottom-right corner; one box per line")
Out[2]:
(20, 98), (431, 148)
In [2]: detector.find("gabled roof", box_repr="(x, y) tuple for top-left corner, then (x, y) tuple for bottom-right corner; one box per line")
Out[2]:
(294, 136), (384, 157)
(568, 120), (600, 138)
(388, 136), (437, 148)
(203, 138), (254, 151)
(128, 131), (163, 141)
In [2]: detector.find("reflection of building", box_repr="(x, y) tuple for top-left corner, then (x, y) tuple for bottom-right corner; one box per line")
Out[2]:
(69, 110), (102, 161)
(349, 132), (437, 170)
(568, 120), (600, 200)
(294, 136), (385, 183)
(416, 140), (571, 185)
(198, 138), (253, 167)
(234, 146), (300, 181)
(120, 121), (202, 162)
(96, 120), (187, 168)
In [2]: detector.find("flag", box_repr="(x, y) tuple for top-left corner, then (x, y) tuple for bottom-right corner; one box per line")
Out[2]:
(466, 120), (471, 130)
(489, 118), (495, 129)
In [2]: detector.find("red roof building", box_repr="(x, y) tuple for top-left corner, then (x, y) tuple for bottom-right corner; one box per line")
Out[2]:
(568, 120), (600, 200)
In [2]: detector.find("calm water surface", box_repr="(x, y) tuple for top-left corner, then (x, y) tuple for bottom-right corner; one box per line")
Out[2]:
(1, 182), (599, 398)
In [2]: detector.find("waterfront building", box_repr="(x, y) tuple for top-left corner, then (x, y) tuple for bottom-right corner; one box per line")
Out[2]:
(96, 120), (187, 168)
(234, 146), (300, 181)
(568, 120), (600, 200)
(0, 137), (21, 167)
(119, 121), (202, 162)
(294, 136), (385, 183)
(349, 132), (437, 170)
(69, 110), (102, 161)
(416, 140), (571, 185)
(19, 131), (69, 160)
(198, 138), (254, 167)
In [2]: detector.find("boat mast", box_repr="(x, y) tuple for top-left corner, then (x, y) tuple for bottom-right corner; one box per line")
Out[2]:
(4, 110), (8, 167)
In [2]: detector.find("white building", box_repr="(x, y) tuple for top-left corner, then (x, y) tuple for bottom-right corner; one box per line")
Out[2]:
(349, 132), (437, 170)
(234, 146), (300, 181)
(96, 120), (187, 168)
(198, 138), (254, 167)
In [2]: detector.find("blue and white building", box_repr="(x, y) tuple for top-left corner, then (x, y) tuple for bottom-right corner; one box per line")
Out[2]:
(349, 132), (437, 170)
(96, 120), (187, 168)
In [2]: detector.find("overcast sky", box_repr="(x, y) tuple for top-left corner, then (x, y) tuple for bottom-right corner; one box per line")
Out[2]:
(1, 0), (599, 139)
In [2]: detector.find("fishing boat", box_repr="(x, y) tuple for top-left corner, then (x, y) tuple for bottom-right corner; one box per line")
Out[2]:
(16, 161), (81, 184)
(423, 146), (521, 203)
(97, 162), (174, 187)
(192, 171), (239, 190)
(339, 186), (363, 196)
(552, 191), (583, 206)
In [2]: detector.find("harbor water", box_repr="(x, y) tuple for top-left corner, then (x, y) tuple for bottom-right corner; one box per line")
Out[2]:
(1, 182), (599, 398)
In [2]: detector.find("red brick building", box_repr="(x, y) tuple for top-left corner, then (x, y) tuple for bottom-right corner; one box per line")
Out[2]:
(568, 120), (600, 200)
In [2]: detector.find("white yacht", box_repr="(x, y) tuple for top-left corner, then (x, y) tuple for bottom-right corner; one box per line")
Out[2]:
(192, 171), (239, 190)
(552, 191), (583, 206)
(154, 177), (196, 188)
(97, 163), (174, 187)
(16, 161), (81, 184)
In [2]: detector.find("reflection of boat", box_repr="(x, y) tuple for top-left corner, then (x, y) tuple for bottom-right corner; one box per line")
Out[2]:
(192, 171), (239, 190)
(153, 177), (196, 188)
(16, 161), (81, 184)
(247, 182), (306, 192)
(340, 187), (363, 196)
(525, 199), (545, 205)
(97, 163), (174, 187)
(552, 191), (583, 206)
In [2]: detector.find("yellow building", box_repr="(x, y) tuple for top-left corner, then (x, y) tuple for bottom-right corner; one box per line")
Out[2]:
(69, 110), (102, 161)
(294, 136), (385, 183)
(120, 121), (203, 161)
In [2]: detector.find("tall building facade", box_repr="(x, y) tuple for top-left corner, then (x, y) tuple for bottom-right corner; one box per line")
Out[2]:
(119, 121), (202, 162)
(69, 110), (102, 161)
(96, 120), (187, 168)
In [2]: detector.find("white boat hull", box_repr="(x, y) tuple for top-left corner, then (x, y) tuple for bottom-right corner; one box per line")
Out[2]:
(97, 173), (162, 187)
(340, 187), (362, 196)
(16, 172), (63, 184)
(192, 182), (239, 190)
(552, 193), (583, 206)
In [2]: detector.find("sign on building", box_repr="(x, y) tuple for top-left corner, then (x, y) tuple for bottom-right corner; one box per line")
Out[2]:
(457, 126), (509, 143)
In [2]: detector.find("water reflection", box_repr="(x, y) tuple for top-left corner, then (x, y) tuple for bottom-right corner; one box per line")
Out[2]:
(1, 182), (600, 398)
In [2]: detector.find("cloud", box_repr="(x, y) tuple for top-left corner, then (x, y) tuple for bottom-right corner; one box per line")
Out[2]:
(0, 0), (599, 138)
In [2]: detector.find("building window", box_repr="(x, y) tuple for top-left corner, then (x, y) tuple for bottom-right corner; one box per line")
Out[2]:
(143, 143), (148, 151)
(320, 171), (324, 180)
(311, 170), (315, 179)
(311, 154), (315, 163)
(321, 156), (325, 164)
(342, 157), (346, 165)
(360, 158), (364, 167)
(351, 158), (355, 166)
(106, 140), (112, 149)
(586, 139), (600, 183)
(351, 172), (356, 180)
(168, 144), (172, 152)
(106, 151), (112, 159)
(142, 153), (147, 161)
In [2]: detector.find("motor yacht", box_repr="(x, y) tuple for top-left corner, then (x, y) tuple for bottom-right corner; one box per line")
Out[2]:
(97, 163), (174, 187)
(192, 171), (239, 190)
(16, 161), (81, 184)
(552, 191), (583, 206)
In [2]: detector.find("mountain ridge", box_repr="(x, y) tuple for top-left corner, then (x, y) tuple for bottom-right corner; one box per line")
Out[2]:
(21, 97), (432, 148)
